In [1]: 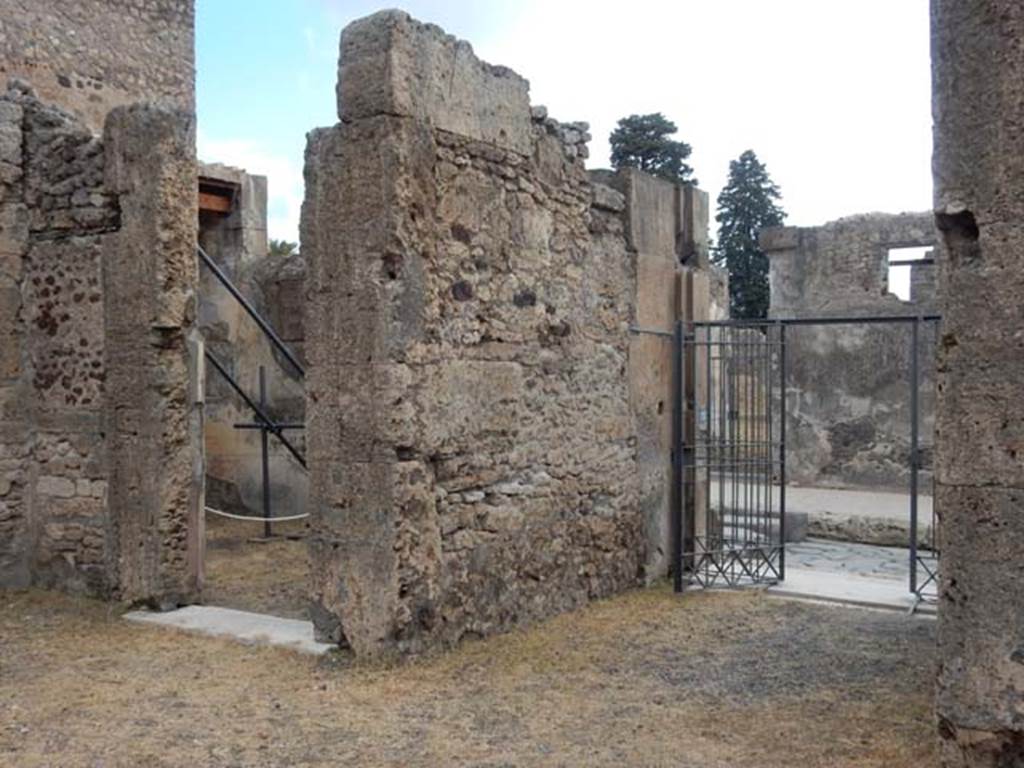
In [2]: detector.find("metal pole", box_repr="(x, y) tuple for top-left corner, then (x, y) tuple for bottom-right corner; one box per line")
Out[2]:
(204, 350), (306, 468)
(909, 318), (920, 595)
(778, 323), (787, 581)
(197, 245), (306, 379)
(259, 365), (272, 539)
(672, 319), (685, 593)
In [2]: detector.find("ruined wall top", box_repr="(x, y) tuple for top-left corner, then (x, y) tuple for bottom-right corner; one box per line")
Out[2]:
(761, 211), (937, 316)
(0, 0), (195, 133)
(337, 10), (533, 154)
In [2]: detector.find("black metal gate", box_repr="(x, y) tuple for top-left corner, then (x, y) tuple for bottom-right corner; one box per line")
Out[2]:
(675, 321), (785, 589)
(673, 315), (940, 599)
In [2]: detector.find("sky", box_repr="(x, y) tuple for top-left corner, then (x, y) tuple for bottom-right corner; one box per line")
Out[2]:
(196, 0), (933, 261)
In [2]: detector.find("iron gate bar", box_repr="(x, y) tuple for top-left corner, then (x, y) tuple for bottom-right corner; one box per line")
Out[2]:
(688, 313), (941, 599)
(692, 313), (941, 328)
(678, 323), (784, 591)
(779, 322), (787, 580)
(910, 318), (920, 595)
(672, 320), (685, 593)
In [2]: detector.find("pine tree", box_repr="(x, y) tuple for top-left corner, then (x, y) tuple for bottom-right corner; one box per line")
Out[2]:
(269, 239), (299, 258)
(713, 150), (786, 319)
(609, 113), (696, 185)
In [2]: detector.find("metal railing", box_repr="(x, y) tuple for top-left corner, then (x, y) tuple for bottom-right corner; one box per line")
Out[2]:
(198, 244), (306, 537)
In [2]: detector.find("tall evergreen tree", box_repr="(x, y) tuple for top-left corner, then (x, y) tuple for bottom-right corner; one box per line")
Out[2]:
(713, 150), (786, 319)
(609, 113), (696, 185)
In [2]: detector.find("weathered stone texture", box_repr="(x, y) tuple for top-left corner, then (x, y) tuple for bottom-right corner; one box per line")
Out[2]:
(338, 11), (532, 154)
(103, 104), (201, 606)
(305, 12), (666, 655)
(762, 213), (938, 493)
(0, 81), (201, 604)
(0, 0), (195, 133)
(932, 1), (1024, 763)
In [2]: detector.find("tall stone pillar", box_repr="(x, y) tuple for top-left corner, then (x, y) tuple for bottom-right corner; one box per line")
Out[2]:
(304, 11), (641, 657)
(103, 105), (203, 606)
(932, 1), (1024, 763)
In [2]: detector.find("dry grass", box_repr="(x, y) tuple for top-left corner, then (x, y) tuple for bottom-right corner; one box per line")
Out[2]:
(202, 513), (310, 619)
(0, 585), (937, 767)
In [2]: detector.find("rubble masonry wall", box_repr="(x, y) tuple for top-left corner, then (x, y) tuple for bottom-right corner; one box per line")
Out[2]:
(302, 11), (710, 655)
(761, 213), (938, 495)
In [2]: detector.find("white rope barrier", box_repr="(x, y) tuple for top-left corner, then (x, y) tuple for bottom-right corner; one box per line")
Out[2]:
(204, 505), (309, 523)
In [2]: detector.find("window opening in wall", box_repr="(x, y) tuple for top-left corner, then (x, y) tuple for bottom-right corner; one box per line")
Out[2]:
(887, 246), (933, 302)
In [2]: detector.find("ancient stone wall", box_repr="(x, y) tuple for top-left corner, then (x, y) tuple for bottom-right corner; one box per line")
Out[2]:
(0, 80), (200, 603)
(303, 12), (710, 655)
(761, 214), (938, 494)
(0, 0), (195, 133)
(932, 1), (1024, 763)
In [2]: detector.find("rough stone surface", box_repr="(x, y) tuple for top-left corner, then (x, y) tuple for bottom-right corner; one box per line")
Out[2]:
(0, 0), (195, 133)
(0, 78), (202, 604)
(932, 1), (1024, 763)
(338, 11), (532, 154)
(301, 12), (719, 655)
(103, 104), (201, 607)
(762, 213), (938, 492)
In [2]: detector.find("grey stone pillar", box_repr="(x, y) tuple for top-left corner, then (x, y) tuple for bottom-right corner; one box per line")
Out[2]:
(933, 1), (1024, 763)
(103, 105), (203, 607)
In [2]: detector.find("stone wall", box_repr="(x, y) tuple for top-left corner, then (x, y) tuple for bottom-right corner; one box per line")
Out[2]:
(761, 213), (938, 493)
(303, 11), (711, 655)
(0, 0), (195, 133)
(932, 1), (1024, 763)
(0, 80), (200, 603)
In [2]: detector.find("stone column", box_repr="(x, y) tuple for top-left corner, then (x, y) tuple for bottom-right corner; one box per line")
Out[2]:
(932, 1), (1024, 763)
(0, 94), (30, 586)
(102, 105), (203, 607)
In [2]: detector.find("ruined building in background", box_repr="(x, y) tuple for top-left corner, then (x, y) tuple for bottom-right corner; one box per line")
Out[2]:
(761, 213), (938, 492)
(197, 163), (308, 522)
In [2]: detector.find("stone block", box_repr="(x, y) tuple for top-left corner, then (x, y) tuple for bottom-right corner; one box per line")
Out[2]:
(103, 104), (202, 606)
(680, 185), (709, 267)
(620, 167), (678, 259)
(338, 11), (532, 154)
(759, 225), (801, 252)
(634, 253), (680, 329)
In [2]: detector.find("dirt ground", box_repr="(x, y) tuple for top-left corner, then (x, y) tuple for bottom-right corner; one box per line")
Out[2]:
(0, 584), (936, 768)
(202, 513), (310, 620)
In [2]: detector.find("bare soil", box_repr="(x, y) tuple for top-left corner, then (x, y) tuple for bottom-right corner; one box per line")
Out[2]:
(202, 513), (310, 619)
(0, 586), (937, 767)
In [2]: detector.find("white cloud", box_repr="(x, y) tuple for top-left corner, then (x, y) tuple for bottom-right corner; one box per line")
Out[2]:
(197, 132), (304, 244)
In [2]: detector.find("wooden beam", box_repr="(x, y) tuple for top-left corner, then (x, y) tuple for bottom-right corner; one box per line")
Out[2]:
(199, 191), (232, 214)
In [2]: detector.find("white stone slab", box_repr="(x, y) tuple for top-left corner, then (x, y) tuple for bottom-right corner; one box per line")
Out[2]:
(124, 605), (335, 655)
(768, 567), (937, 616)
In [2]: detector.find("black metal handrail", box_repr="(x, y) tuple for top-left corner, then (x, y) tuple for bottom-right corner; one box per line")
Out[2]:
(197, 243), (307, 536)
(203, 349), (306, 470)
(197, 244), (306, 379)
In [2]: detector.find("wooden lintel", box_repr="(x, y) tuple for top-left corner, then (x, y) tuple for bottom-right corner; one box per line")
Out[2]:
(199, 191), (233, 214)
